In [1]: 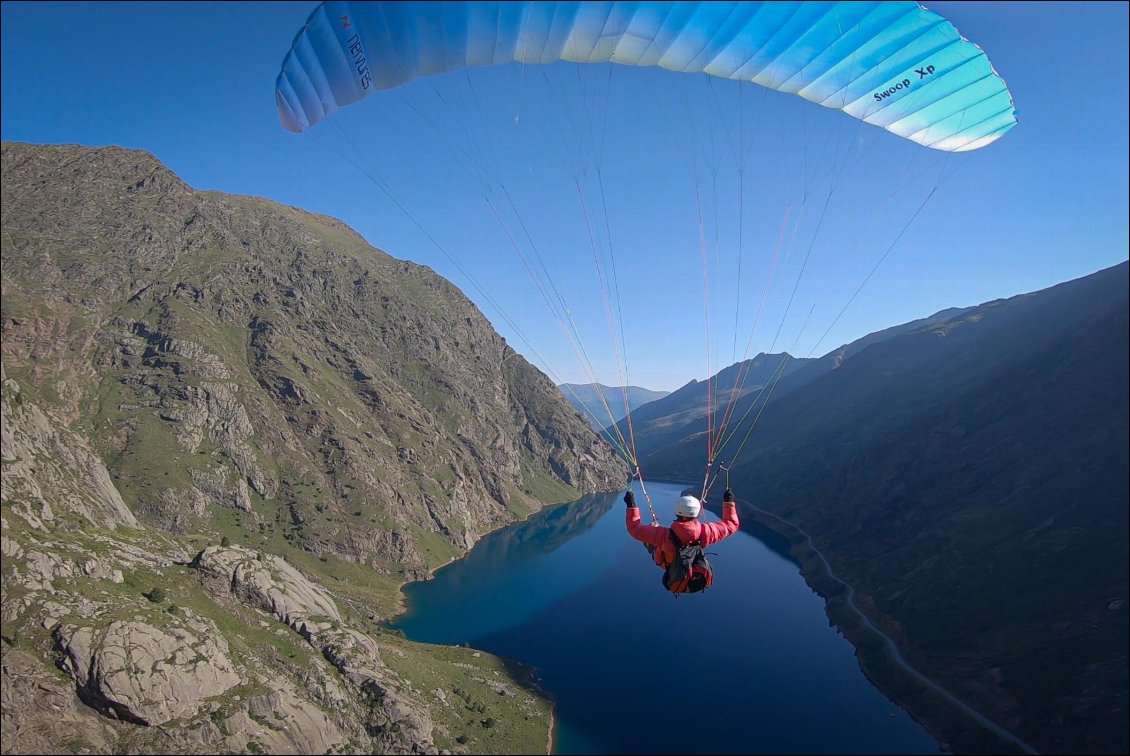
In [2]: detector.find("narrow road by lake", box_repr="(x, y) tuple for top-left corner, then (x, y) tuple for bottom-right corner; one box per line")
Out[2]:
(747, 502), (1041, 756)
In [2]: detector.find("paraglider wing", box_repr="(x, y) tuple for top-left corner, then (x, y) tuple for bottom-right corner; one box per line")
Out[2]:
(275, 1), (1016, 152)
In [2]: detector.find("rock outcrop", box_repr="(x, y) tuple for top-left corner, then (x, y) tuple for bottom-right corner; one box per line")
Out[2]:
(1, 141), (594, 754)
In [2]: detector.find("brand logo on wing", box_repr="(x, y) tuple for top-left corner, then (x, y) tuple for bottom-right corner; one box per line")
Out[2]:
(346, 33), (372, 90)
(872, 64), (937, 103)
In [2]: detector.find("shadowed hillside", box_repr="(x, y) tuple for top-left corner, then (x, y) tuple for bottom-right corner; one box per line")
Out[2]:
(648, 262), (1129, 755)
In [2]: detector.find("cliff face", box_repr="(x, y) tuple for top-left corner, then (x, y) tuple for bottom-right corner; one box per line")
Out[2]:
(1, 141), (626, 575)
(0, 141), (627, 753)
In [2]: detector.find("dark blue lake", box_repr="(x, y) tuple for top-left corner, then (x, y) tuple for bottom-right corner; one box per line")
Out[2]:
(390, 481), (940, 755)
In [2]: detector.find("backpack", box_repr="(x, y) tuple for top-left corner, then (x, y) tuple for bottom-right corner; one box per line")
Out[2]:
(661, 528), (713, 594)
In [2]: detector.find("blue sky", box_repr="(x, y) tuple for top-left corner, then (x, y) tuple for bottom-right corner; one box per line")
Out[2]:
(3, 2), (1127, 393)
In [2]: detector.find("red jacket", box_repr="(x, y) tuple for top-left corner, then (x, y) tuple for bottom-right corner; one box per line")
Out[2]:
(626, 502), (740, 568)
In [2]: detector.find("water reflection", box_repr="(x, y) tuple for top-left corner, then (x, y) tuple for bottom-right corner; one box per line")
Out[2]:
(390, 491), (618, 644)
(471, 491), (616, 564)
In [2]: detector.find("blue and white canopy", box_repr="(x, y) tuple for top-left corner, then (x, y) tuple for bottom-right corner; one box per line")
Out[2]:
(276, 1), (1016, 152)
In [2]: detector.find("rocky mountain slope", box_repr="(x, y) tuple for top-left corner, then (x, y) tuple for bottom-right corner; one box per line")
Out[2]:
(0, 141), (628, 753)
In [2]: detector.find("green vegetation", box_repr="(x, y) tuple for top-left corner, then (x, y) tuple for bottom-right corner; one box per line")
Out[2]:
(410, 527), (463, 573)
(379, 635), (552, 755)
(515, 468), (579, 509)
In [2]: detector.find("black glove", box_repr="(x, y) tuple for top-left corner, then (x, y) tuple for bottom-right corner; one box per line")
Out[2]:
(624, 491), (637, 508)
(723, 488), (734, 503)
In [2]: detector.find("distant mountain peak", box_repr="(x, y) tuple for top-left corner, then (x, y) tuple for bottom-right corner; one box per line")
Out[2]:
(558, 382), (671, 430)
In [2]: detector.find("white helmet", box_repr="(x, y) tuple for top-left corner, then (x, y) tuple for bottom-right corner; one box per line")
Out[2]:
(674, 495), (701, 518)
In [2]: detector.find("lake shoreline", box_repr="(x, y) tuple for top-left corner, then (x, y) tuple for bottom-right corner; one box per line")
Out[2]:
(742, 503), (1034, 756)
(389, 490), (610, 617)
(390, 491), (597, 755)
